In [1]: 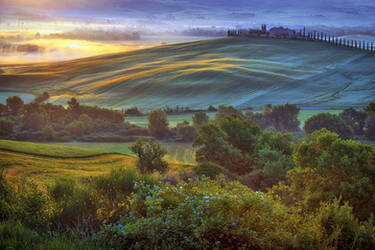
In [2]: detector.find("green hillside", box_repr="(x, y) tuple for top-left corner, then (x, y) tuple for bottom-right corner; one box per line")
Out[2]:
(1, 37), (374, 110)
(0, 140), (114, 158)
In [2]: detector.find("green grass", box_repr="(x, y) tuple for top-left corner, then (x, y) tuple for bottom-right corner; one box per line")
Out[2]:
(48, 142), (196, 164)
(1, 37), (373, 110)
(0, 140), (116, 158)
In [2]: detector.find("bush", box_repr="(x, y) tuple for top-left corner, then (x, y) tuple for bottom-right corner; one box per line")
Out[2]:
(304, 113), (354, 139)
(148, 109), (169, 139)
(0, 118), (14, 136)
(0, 220), (40, 250)
(129, 140), (169, 174)
(195, 161), (236, 180)
(100, 177), (300, 249)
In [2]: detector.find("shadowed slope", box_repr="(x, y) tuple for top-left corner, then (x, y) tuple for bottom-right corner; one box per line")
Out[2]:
(1, 38), (374, 109)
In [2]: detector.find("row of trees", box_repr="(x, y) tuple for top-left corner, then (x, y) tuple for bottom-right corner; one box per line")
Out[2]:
(0, 94), (126, 141)
(304, 103), (375, 140)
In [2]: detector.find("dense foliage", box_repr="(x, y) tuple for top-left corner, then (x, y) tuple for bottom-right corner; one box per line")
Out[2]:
(246, 104), (300, 132)
(273, 129), (375, 219)
(304, 113), (353, 139)
(194, 115), (295, 190)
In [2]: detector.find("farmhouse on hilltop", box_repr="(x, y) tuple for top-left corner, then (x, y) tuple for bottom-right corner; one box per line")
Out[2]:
(269, 27), (296, 39)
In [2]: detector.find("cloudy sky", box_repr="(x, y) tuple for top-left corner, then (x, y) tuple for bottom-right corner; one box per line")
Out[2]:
(2, 0), (375, 29)
(1, 0), (375, 63)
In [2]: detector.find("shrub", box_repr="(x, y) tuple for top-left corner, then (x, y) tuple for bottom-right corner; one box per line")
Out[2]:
(195, 161), (236, 180)
(0, 118), (14, 136)
(129, 140), (169, 174)
(0, 220), (40, 250)
(304, 113), (353, 139)
(148, 109), (169, 139)
(100, 177), (299, 249)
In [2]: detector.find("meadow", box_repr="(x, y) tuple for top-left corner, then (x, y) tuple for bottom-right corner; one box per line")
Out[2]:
(1, 37), (374, 111)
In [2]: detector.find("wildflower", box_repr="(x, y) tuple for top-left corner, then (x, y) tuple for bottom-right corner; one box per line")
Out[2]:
(103, 220), (107, 223)
(118, 224), (123, 227)
(232, 222), (236, 226)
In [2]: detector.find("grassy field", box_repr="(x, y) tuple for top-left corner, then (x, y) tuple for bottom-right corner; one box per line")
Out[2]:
(0, 140), (194, 183)
(1, 37), (373, 110)
(0, 139), (115, 158)
(126, 109), (342, 128)
(48, 142), (196, 164)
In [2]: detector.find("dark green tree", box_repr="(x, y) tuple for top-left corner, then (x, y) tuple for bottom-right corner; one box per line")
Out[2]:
(275, 129), (375, 219)
(129, 140), (168, 174)
(176, 121), (198, 142)
(148, 109), (169, 139)
(304, 113), (353, 139)
(6, 96), (24, 116)
(214, 105), (243, 123)
(364, 102), (375, 113)
(192, 111), (209, 129)
(339, 108), (367, 136)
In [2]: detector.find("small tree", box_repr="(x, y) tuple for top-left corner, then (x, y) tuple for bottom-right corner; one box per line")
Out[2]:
(214, 105), (243, 123)
(364, 102), (375, 114)
(0, 118), (14, 136)
(67, 98), (81, 119)
(339, 108), (367, 136)
(192, 111), (209, 129)
(304, 113), (353, 139)
(176, 121), (198, 142)
(6, 96), (24, 116)
(34, 92), (50, 103)
(148, 109), (169, 139)
(129, 140), (168, 174)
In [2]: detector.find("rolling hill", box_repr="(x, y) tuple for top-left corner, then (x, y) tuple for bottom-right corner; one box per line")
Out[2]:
(1, 37), (374, 110)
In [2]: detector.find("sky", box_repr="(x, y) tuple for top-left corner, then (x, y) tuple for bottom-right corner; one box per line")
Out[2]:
(1, 0), (375, 62)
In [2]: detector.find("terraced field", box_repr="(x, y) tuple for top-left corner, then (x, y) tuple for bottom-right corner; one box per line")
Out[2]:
(1, 37), (374, 110)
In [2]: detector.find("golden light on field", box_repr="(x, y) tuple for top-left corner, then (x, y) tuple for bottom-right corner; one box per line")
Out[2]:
(0, 38), (150, 64)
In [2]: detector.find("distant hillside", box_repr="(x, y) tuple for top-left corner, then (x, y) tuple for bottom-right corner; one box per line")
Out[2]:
(1, 37), (374, 110)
